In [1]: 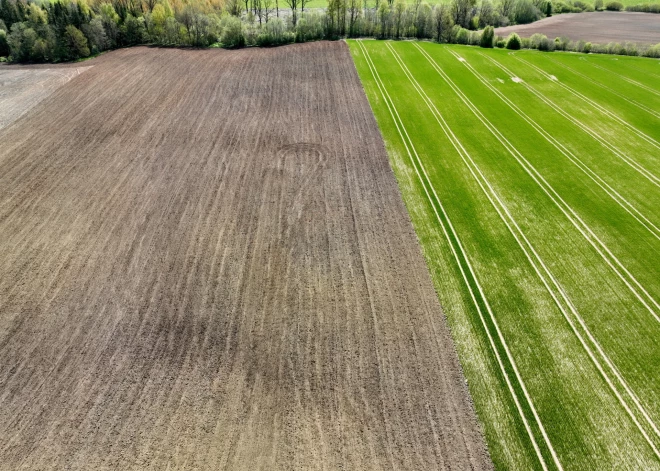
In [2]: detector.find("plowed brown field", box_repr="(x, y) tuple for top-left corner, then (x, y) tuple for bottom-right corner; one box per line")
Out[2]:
(0, 42), (491, 470)
(495, 11), (660, 45)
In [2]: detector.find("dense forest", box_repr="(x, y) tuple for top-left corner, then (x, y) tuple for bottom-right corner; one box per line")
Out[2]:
(0, 0), (658, 62)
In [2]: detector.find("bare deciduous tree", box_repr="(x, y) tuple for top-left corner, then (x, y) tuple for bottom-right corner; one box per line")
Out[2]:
(263, 0), (276, 22)
(284, 0), (299, 25)
(143, 0), (157, 13)
(393, 0), (405, 38)
(348, 0), (360, 36)
(478, 0), (495, 26)
(451, 0), (476, 28)
(225, 0), (241, 15)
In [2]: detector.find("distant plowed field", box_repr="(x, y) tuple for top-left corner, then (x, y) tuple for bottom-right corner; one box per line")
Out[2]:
(495, 12), (660, 45)
(0, 43), (491, 470)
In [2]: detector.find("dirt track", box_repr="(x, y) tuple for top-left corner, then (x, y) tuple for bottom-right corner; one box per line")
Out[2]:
(495, 11), (660, 44)
(0, 43), (491, 470)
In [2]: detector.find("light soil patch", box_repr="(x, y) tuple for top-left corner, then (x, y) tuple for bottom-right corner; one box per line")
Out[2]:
(0, 43), (491, 470)
(0, 66), (90, 131)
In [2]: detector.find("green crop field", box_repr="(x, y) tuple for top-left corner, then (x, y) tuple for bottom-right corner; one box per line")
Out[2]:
(349, 39), (660, 470)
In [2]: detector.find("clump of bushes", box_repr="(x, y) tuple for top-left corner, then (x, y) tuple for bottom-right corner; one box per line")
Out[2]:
(554, 36), (570, 51)
(496, 32), (659, 57)
(454, 25), (470, 44)
(295, 13), (325, 43)
(645, 44), (660, 58)
(530, 33), (554, 51)
(605, 1), (623, 10)
(506, 32), (522, 50)
(596, 41), (639, 55)
(480, 25), (494, 48)
(625, 3), (660, 12)
(552, 1), (572, 12)
(572, 0), (594, 11)
(256, 18), (294, 46)
(552, 0), (593, 12)
(220, 16), (245, 48)
(513, 0), (543, 24)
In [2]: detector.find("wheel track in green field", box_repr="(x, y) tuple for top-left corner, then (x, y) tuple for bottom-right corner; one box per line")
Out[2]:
(546, 58), (660, 120)
(449, 50), (660, 243)
(480, 53), (660, 322)
(388, 42), (577, 468)
(583, 58), (660, 98)
(356, 39), (555, 471)
(488, 55), (660, 188)
(628, 65), (660, 81)
(401, 41), (660, 460)
(516, 57), (660, 153)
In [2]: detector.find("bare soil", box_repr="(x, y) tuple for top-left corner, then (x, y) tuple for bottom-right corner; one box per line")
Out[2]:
(0, 66), (90, 131)
(0, 43), (491, 470)
(495, 11), (660, 45)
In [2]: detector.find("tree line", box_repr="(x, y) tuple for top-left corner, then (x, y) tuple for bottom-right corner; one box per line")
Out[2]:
(0, 0), (658, 62)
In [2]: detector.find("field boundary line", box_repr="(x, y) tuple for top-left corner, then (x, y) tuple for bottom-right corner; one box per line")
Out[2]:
(516, 57), (660, 153)
(355, 39), (552, 471)
(477, 53), (660, 322)
(409, 43), (660, 457)
(447, 53), (660, 242)
(547, 58), (660, 120)
(582, 59), (660, 98)
(484, 55), (660, 189)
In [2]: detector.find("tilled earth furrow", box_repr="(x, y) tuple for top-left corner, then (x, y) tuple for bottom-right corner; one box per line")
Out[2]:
(0, 42), (491, 470)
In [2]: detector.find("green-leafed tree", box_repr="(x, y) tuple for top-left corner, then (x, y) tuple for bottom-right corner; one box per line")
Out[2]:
(505, 31), (521, 49)
(64, 24), (90, 59)
(83, 17), (108, 52)
(480, 24), (493, 46)
(433, 3), (452, 42)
